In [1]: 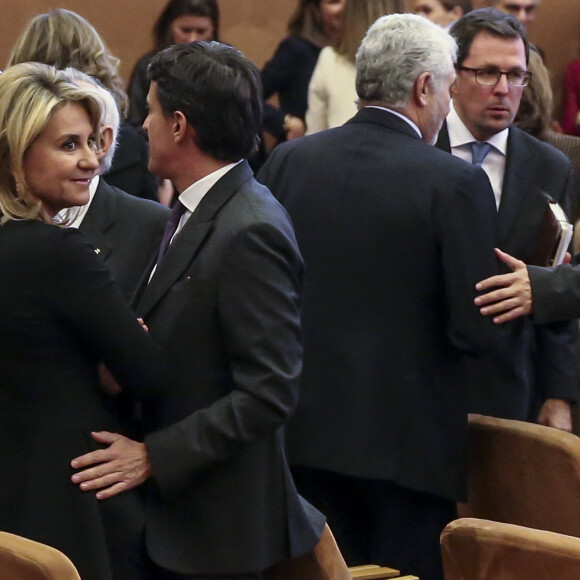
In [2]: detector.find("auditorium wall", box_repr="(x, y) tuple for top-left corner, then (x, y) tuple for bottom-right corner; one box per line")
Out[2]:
(0, 0), (578, 120)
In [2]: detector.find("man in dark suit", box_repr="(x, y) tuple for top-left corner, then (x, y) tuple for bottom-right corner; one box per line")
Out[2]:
(61, 69), (169, 301)
(257, 13), (512, 580)
(437, 8), (578, 429)
(70, 42), (324, 579)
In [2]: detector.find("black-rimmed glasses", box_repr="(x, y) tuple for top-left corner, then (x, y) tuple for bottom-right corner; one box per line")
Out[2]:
(457, 66), (532, 87)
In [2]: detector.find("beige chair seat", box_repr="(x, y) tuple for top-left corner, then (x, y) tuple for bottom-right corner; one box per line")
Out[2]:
(0, 531), (81, 580)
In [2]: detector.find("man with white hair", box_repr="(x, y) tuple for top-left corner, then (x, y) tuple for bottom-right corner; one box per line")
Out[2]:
(258, 13), (513, 580)
(62, 68), (169, 300)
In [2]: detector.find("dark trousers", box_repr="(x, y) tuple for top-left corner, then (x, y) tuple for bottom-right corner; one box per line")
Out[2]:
(292, 466), (456, 580)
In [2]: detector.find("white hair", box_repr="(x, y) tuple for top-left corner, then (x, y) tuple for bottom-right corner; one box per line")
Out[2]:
(63, 67), (119, 172)
(356, 13), (457, 108)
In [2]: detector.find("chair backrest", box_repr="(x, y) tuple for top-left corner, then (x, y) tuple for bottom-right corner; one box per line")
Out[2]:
(0, 531), (81, 580)
(459, 414), (580, 537)
(264, 524), (353, 580)
(441, 518), (580, 580)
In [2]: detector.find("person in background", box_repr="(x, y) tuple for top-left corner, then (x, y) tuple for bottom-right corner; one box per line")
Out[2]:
(562, 52), (580, 137)
(484, 0), (540, 29)
(8, 8), (159, 202)
(261, 0), (344, 144)
(437, 8), (578, 431)
(127, 0), (220, 129)
(0, 62), (170, 580)
(410, 0), (472, 31)
(305, 0), (405, 134)
(515, 48), (580, 224)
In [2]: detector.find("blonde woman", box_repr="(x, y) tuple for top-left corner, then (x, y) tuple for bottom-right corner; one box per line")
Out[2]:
(9, 9), (158, 201)
(0, 63), (168, 580)
(305, 0), (405, 134)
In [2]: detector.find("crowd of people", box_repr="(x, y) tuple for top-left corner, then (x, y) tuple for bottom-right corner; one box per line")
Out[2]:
(2, 1), (580, 580)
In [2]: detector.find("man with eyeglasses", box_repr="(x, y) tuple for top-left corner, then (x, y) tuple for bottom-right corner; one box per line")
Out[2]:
(437, 8), (579, 432)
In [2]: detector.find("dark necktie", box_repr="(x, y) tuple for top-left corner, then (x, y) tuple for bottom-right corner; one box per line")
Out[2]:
(156, 200), (186, 264)
(471, 141), (492, 167)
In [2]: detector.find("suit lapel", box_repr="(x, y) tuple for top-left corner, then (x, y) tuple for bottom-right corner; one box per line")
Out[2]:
(136, 161), (254, 317)
(79, 179), (115, 261)
(497, 128), (533, 244)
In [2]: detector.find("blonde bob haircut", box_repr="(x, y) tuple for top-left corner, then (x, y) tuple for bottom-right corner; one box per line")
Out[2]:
(0, 63), (101, 224)
(8, 9), (128, 117)
(337, 0), (406, 63)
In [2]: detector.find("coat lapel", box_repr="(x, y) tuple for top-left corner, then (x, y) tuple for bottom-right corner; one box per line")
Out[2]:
(497, 128), (533, 245)
(136, 161), (254, 317)
(79, 179), (115, 261)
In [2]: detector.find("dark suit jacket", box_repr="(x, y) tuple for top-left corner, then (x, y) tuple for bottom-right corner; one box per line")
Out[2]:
(437, 123), (579, 415)
(133, 161), (324, 575)
(79, 178), (169, 301)
(0, 220), (169, 580)
(258, 107), (514, 502)
(102, 122), (159, 201)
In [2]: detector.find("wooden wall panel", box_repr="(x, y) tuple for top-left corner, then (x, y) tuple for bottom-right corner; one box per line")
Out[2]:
(0, 0), (577, 121)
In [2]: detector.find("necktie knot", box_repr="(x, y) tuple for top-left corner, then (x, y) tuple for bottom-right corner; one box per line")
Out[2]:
(157, 200), (187, 264)
(471, 141), (492, 167)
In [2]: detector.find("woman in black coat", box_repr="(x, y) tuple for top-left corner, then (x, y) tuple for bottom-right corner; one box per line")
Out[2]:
(0, 63), (168, 580)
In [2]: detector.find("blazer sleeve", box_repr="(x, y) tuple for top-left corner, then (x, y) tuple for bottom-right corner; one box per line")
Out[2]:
(47, 228), (168, 394)
(145, 218), (304, 497)
(530, 264), (580, 323)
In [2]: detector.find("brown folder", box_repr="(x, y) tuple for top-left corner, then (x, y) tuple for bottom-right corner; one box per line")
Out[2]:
(530, 200), (573, 267)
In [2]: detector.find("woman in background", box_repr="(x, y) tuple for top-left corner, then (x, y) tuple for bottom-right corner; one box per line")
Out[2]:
(515, 48), (580, 224)
(127, 0), (220, 128)
(305, 0), (405, 134)
(8, 8), (158, 201)
(261, 0), (344, 143)
(0, 63), (168, 580)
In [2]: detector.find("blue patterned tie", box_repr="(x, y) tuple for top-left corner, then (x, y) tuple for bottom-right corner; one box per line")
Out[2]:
(156, 200), (186, 264)
(471, 141), (492, 167)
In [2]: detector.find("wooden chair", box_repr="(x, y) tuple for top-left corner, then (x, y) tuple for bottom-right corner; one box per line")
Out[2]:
(0, 531), (81, 580)
(441, 518), (580, 580)
(459, 413), (580, 537)
(264, 523), (403, 580)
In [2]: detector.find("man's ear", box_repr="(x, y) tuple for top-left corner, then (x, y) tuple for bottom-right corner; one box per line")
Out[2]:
(415, 71), (433, 107)
(173, 111), (191, 143)
(99, 126), (115, 160)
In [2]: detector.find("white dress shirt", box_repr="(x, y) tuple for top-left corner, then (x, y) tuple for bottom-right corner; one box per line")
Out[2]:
(446, 101), (509, 209)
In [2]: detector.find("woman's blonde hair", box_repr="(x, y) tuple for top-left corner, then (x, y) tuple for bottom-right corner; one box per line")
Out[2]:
(0, 63), (101, 224)
(337, 0), (406, 62)
(8, 9), (128, 117)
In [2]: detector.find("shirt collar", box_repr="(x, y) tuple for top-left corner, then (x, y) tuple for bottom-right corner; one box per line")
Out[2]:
(364, 106), (423, 139)
(178, 160), (241, 215)
(447, 100), (509, 155)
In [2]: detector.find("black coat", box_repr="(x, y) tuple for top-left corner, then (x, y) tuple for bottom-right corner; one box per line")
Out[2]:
(258, 107), (513, 501)
(0, 220), (169, 580)
(79, 178), (169, 301)
(133, 161), (324, 575)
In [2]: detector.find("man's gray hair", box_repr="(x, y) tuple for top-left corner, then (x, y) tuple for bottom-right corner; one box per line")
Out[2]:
(63, 67), (120, 172)
(356, 13), (458, 108)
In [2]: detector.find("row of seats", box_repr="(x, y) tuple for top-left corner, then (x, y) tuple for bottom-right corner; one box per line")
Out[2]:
(3, 414), (579, 579)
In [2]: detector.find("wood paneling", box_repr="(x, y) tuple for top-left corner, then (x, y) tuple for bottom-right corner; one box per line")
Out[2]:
(0, 0), (577, 120)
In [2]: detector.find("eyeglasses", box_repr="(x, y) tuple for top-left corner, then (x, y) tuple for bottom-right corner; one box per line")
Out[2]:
(457, 66), (532, 87)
